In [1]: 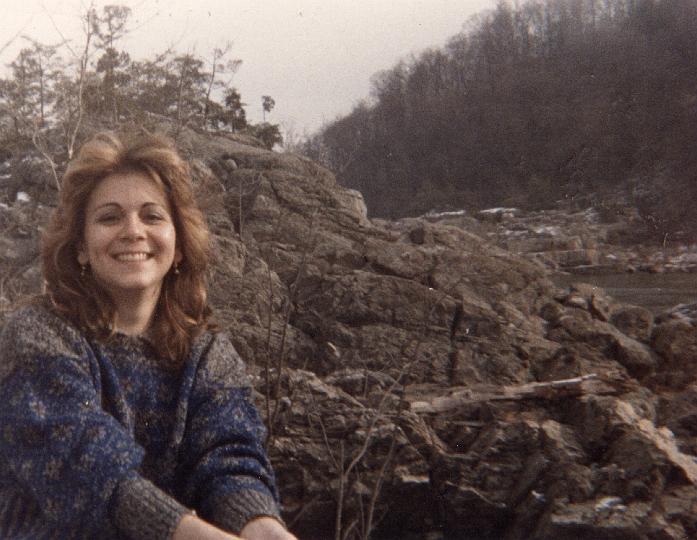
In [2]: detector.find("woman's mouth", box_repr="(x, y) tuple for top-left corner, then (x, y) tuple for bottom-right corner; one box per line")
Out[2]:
(113, 252), (152, 262)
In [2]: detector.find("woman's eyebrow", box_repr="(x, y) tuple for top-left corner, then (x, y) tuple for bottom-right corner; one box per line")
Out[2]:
(93, 201), (164, 211)
(93, 202), (122, 211)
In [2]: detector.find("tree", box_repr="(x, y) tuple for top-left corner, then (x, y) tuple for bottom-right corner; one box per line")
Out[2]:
(127, 52), (172, 118)
(169, 53), (207, 131)
(307, 0), (697, 223)
(219, 87), (247, 132)
(62, 4), (98, 159)
(248, 122), (282, 150)
(262, 95), (275, 121)
(93, 5), (132, 122)
(17, 40), (59, 127)
(202, 42), (242, 130)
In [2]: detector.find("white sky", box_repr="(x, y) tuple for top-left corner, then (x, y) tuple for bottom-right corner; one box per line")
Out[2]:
(1, 0), (496, 138)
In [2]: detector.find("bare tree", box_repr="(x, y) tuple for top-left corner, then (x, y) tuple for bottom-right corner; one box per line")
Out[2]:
(68, 6), (97, 159)
(203, 42), (242, 129)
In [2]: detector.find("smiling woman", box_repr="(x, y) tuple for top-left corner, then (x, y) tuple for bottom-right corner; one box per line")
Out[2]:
(42, 131), (211, 364)
(0, 132), (297, 540)
(78, 170), (182, 335)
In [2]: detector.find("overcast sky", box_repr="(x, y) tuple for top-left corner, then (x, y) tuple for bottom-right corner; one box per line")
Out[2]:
(1, 0), (496, 138)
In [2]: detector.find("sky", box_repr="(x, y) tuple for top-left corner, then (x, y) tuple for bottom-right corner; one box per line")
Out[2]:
(0, 0), (497, 139)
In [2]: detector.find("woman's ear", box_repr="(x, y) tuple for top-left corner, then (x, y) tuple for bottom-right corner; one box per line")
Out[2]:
(174, 248), (183, 264)
(77, 244), (88, 266)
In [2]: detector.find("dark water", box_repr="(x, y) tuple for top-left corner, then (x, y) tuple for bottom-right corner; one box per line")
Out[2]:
(552, 272), (697, 314)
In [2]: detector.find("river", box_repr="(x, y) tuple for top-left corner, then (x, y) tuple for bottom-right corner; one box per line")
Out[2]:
(552, 272), (697, 314)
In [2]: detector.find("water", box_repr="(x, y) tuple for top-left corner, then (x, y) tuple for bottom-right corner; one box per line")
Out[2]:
(552, 272), (697, 314)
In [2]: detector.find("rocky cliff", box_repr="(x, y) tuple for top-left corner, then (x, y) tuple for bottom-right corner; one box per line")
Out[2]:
(3, 129), (697, 539)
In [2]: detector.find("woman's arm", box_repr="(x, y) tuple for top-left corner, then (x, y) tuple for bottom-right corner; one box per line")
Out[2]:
(0, 305), (189, 539)
(180, 333), (288, 536)
(240, 516), (298, 540)
(173, 513), (242, 540)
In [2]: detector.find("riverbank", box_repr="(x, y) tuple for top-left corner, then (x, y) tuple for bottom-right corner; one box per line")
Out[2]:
(424, 205), (697, 313)
(552, 271), (697, 314)
(426, 205), (697, 276)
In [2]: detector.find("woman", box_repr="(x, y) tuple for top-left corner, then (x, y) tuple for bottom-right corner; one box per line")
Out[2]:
(0, 132), (296, 540)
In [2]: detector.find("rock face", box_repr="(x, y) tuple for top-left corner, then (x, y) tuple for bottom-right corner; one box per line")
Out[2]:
(3, 128), (697, 539)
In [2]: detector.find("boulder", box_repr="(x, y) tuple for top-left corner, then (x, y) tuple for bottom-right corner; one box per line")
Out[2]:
(610, 304), (654, 342)
(652, 305), (697, 387)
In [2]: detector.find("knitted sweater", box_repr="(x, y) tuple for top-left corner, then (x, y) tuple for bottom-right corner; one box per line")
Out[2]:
(0, 303), (281, 539)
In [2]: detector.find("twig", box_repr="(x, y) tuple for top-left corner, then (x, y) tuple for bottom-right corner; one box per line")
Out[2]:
(268, 208), (320, 443)
(67, 5), (95, 159)
(0, 25), (26, 58)
(335, 441), (345, 540)
(287, 493), (323, 530)
(264, 262), (274, 430)
(31, 128), (60, 190)
(362, 402), (401, 539)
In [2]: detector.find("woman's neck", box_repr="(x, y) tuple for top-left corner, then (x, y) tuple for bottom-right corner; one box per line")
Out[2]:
(112, 289), (160, 336)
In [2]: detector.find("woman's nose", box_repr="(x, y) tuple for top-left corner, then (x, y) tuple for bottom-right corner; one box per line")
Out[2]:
(120, 214), (146, 239)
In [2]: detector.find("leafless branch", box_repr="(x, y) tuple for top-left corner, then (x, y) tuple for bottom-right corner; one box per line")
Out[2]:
(31, 129), (60, 190)
(67, 4), (96, 159)
(267, 208), (320, 443)
(410, 373), (609, 414)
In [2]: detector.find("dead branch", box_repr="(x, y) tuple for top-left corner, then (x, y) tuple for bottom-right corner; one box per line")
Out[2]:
(264, 262), (274, 430)
(31, 128), (60, 190)
(268, 208), (320, 444)
(409, 373), (619, 414)
(67, 5), (96, 159)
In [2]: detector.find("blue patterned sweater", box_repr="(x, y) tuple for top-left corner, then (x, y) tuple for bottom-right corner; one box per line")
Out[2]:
(0, 303), (281, 539)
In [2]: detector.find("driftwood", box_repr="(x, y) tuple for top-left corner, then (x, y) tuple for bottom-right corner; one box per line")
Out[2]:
(410, 373), (622, 414)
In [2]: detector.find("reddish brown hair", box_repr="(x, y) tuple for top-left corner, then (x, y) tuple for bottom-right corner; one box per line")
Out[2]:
(41, 131), (212, 365)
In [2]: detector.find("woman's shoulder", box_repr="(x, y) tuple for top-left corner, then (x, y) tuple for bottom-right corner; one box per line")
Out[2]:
(0, 298), (87, 359)
(193, 329), (251, 388)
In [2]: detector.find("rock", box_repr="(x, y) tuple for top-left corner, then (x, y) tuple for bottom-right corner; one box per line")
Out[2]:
(506, 235), (583, 253)
(550, 248), (599, 268)
(539, 301), (566, 323)
(535, 499), (652, 540)
(565, 293), (589, 310)
(477, 207), (520, 222)
(429, 202), (697, 275)
(652, 307), (697, 387)
(547, 311), (656, 379)
(610, 304), (654, 342)
(568, 283), (612, 321)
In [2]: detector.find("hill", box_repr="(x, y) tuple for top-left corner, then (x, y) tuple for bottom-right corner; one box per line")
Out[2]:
(306, 0), (697, 243)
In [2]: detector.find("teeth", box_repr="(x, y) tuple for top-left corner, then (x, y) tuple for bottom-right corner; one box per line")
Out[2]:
(114, 253), (150, 261)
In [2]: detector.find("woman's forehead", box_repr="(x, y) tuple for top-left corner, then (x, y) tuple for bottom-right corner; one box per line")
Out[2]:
(87, 170), (171, 211)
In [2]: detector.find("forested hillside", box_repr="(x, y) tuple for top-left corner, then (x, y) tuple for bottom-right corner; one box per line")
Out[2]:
(306, 0), (697, 240)
(0, 4), (281, 204)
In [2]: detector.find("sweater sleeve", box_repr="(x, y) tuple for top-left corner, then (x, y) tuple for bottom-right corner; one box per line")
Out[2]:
(0, 305), (188, 539)
(181, 333), (282, 534)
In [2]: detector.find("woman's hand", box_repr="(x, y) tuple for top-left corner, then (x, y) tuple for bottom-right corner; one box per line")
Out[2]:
(173, 513), (242, 540)
(240, 516), (298, 540)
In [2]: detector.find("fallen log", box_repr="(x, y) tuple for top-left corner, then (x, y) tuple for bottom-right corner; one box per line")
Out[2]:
(410, 373), (621, 414)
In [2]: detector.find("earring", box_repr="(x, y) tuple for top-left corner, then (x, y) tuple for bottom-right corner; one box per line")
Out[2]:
(80, 264), (87, 277)
(173, 263), (180, 275)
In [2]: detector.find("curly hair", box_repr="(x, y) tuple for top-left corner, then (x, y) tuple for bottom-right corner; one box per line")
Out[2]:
(41, 131), (212, 365)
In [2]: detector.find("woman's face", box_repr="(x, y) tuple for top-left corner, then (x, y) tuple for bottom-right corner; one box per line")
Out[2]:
(77, 170), (181, 302)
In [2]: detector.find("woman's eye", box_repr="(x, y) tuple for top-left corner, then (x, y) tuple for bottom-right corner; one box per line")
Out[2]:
(97, 214), (119, 223)
(145, 213), (165, 222)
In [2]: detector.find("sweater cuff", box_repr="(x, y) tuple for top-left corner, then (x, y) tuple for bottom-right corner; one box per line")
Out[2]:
(207, 489), (283, 534)
(111, 475), (190, 540)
